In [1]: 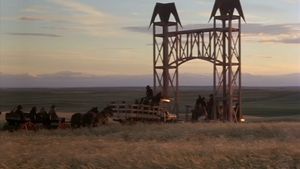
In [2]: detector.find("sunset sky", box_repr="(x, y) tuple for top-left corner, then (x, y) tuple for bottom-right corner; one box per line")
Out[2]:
(0, 0), (299, 78)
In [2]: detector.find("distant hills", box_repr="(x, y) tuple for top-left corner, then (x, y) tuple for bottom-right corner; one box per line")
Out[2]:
(0, 72), (299, 88)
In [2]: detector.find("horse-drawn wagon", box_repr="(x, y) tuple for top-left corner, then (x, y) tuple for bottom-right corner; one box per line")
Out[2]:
(109, 100), (177, 123)
(3, 106), (69, 131)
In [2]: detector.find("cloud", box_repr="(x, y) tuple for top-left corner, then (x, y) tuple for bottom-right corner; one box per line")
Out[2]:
(124, 23), (300, 44)
(51, 0), (105, 18)
(49, 0), (118, 36)
(20, 16), (46, 21)
(242, 23), (299, 35)
(7, 32), (62, 38)
(19, 0), (120, 37)
(123, 26), (150, 34)
(242, 23), (300, 44)
(260, 37), (300, 44)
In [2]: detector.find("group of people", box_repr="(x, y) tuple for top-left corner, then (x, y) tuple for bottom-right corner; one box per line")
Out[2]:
(6, 104), (59, 129)
(191, 94), (241, 121)
(191, 94), (214, 121)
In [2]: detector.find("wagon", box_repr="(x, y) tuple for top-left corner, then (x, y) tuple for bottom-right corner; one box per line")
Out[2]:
(3, 112), (70, 131)
(109, 101), (177, 123)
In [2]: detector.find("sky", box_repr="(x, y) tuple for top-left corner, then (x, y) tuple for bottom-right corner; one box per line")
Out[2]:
(0, 0), (300, 80)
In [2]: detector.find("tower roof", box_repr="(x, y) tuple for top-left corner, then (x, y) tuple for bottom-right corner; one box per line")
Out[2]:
(210, 0), (245, 22)
(149, 2), (182, 27)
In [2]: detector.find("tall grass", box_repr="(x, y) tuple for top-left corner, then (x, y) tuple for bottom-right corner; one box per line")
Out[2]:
(0, 122), (299, 169)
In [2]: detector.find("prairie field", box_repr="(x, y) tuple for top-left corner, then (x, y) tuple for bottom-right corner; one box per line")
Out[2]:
(0, 87), (299, 169)
(0, 122), (299, 169)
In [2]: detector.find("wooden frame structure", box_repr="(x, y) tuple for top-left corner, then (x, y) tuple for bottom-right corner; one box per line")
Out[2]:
(150, 1), (244, 122)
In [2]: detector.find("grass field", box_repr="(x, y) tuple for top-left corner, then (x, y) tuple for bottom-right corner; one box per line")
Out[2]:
(0, 87), (299, 168)
(0, 122), (299, 169)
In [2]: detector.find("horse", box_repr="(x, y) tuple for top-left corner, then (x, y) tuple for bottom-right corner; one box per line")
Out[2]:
(191, 95), (208, 121)
(71, 107), (98, 128)
(151, 92), (162, 106)
(70, 106), (114, 128)
(81, 107), (99, 127)
(97, 106), (114, 125)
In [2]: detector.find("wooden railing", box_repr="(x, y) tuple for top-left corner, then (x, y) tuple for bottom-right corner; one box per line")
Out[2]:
(109, 102), (166, 121)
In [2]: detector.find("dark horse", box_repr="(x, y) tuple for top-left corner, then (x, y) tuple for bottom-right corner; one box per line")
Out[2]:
(71, 106), (113, 128)
(151, 92), (162, 106)
(140, 92), (162, 106)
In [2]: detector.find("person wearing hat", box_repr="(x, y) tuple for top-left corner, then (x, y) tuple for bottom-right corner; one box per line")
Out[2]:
(15, 105), (25, 122)
(49, 105), (58, 122)
(146, 85), (153, 98)
(145, 85), (153, 104)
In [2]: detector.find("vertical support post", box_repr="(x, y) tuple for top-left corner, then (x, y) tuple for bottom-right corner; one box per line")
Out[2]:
(162, 24), (169, 98)
(153, 23), (157, 94)
(238, 17), (242, 121)
(175, 25), (179, 115)
(222, 20), (227, 121)
(227, 19), (233, 122)
(213, 18), (217, 120)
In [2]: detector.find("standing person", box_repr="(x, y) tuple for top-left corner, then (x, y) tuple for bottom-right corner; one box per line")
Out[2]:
(200, 97), (208, 120)
(192, 95), (202, 121)
(207, 94), (214, 120)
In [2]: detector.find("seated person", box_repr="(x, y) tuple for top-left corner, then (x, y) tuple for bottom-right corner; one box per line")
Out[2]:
(49, 105), (59, 121)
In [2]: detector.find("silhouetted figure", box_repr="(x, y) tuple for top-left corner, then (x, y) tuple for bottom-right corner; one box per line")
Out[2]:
(49, 105), (58, 121)
(71, 106), (114, 128)
(192, 95), (209, 121)
(82, 107), (99, 127)
(207, 94), (214, 120)
(29, 106), (37, 123)
(37, 107), (50, 128)
(97, 106), (114, 125)
(48, 105), (59, 129)
(192, 95), (202, 121)
(4, 105), (25, 131)
(141, 85), (154, 105)
(151, 92), (162, 106)
(200, 97), (208, 120)
(14, 105), (25, 122)
(216, 102), (223, 120)
(146, 85), (153, 98)
(71, 113), (82, 128)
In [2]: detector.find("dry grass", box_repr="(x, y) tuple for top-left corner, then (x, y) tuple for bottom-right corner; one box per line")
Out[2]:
(0, 122), (299, 169)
